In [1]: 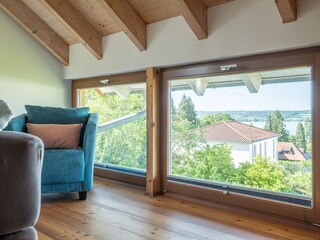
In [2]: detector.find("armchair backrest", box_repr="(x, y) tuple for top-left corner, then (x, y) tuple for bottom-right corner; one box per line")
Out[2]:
(5, 105), (95, 147)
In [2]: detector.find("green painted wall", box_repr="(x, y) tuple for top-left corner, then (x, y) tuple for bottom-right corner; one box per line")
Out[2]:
(0, 10), (70, 116)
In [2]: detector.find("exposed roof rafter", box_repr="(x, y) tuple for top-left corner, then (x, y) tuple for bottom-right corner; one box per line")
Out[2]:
(275, 0), (297, 23)
(112, 85), (132, 99)
(173, 0), (208, 40)
(0, 0), (69, 65)
(241, 73), (262, 93)
(190, 78), (208, 96)
(98, 0), (147, 51)
(39, 0), (103, 60)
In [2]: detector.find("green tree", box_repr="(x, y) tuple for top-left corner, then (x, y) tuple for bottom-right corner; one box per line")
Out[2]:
(172, 144), (236, 183)
(200, 113), (234, 127)
(170, 97), (177, 119)
(295, 122), (306, 150)
(234, 162), (252, 184)
(85, 89), (147, 170)
(264, 115), (272, 131)
(264, 110), (289, 142)
(272, 110), (289, 141)
(243, 156), (288, 192)
(304, 116), (311, 144)
(177, 94), (197, 128)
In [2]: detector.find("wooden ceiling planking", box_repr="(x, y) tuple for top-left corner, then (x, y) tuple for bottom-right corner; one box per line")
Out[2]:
(1, 0), (301, 66)
(22, 0), (78, 45)
(39, 0), (103, 60)
(203, 0), (235, 7)
(128, 0), (180, 24)
(20, 0), (234, 46)
(68, 0), (121, 36)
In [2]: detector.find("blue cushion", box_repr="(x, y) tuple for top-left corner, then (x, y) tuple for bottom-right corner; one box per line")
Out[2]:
(42, 149), (85, 184)
(25, 105), (89, 124)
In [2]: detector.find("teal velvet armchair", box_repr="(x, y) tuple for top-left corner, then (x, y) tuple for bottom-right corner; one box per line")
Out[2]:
(5, 105), (98, 200)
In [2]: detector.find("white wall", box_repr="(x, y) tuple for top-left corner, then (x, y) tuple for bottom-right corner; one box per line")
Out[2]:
(207, 141), (250, 166)
(64, 0), (320, 80)
(252, 137), (278, 161)
(0, 10), (69, 116)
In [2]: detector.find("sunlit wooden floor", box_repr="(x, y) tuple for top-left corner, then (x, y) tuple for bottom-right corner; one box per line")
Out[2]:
(36, 177), (320, 240)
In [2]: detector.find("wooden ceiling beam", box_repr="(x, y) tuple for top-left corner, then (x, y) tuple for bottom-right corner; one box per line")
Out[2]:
(0, 0), (69, 65)
(40, 0), (102, 59)
(97, 0), (147, 51)
(173, 0), (208, 40)
(275, 0), (297, 23)
(203, 0), (235, 7)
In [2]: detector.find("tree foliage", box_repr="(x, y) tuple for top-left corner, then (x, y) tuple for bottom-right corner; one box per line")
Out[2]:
(177, 94), (197, 128)
(304, 116), (312, 144)
(85, 89), (146, 170)
(200, 113), (234, 127)
(264, 115), (272, 131)
(295, 122), (306, 150)
(241, 156), (287, 192)
(280, 160), (312, 195)
(172, 144), (236, 182)
(264, 110), (289, 141)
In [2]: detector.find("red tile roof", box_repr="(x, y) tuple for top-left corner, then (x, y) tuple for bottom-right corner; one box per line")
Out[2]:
(202, 121), (280, 143)
(277, 142), (307, 161)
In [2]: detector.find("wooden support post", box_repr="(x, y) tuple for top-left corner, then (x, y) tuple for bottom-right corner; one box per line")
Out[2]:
(146, 68), (161, 197)
(314, 53), (320, 224)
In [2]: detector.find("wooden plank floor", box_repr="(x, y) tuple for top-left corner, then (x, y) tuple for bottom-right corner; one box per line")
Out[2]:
(36, 177), (320, 240)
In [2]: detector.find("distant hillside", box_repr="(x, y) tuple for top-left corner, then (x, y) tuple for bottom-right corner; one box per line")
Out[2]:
(197, 110), (311, 122)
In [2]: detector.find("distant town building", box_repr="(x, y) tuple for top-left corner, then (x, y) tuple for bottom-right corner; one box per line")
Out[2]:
(277, 142), (308, 161)
(202, 121), (280, 166)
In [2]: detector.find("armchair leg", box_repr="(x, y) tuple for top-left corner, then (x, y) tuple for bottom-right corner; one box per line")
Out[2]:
(79, 191), (87, 200)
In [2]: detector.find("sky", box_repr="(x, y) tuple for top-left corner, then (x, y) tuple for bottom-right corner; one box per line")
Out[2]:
(171, 81), (312, 112)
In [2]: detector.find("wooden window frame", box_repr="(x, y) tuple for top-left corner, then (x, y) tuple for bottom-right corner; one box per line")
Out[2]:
(72, 69), (161, 196)
(160, 47), (320, 223)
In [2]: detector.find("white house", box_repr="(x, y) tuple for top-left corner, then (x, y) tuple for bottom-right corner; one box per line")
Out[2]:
(202, 121), (280, 166)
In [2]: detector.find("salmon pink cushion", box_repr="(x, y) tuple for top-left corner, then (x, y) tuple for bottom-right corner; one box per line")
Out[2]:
(26, 123), (83, 149)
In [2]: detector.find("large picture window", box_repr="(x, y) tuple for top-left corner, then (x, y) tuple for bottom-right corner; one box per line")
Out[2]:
(72, 48), (320, 223)
(72, 71), (147, 183)
(168, 66), (312, 206)
(79, 83), (147, 173)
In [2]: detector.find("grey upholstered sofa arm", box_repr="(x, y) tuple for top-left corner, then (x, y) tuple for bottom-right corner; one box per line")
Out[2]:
(0, 131), (44, 236)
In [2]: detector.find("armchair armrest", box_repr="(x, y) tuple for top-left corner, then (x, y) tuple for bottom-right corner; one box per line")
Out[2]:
(82, 113), (98, 190)
(4, 114), (27, 132)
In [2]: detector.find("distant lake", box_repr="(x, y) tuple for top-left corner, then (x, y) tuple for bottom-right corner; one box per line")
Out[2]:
(242, 121), (303, 135)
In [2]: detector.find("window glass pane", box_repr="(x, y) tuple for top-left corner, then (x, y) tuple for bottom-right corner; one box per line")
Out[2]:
(81, 83), (146, 171)
(169, 66), (312, 201)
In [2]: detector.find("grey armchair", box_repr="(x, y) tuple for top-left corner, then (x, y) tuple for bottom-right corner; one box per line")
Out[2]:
(0, 131), (44, 239)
